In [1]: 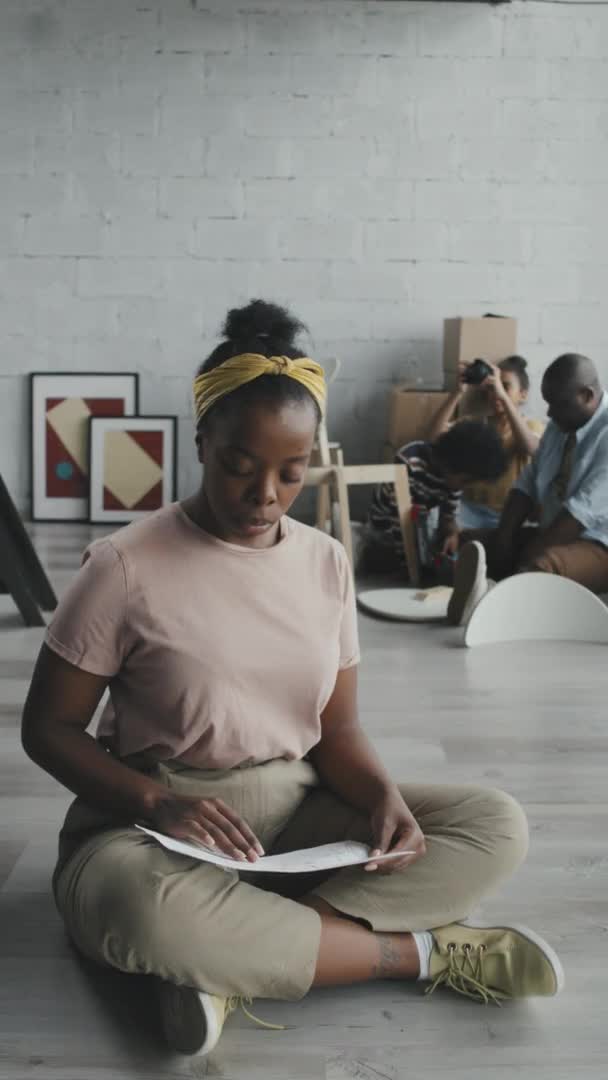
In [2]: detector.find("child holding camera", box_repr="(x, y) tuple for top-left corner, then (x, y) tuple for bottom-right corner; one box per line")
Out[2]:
(428, 356), (544, 532)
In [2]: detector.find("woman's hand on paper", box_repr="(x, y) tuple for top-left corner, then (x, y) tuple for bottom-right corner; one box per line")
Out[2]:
(148, 792), (264, 863)
(365, 789), (426, 874)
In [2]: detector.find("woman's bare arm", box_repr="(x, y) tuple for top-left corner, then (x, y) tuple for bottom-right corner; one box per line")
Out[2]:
(427, 387), (465, 441)
(309, 666), (426, 873)
(21, 645), (263, 860)
(22, 644), (168, 820)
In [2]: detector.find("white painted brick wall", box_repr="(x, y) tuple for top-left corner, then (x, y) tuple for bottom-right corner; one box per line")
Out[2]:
(1, 0), (607, 514)
(279, 222), (362, 262)
(364, 222), (449, 262)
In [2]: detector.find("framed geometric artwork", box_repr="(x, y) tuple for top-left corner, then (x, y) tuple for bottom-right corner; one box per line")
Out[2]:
(88, 415), (178, 525)
(30, 372), (139, 522)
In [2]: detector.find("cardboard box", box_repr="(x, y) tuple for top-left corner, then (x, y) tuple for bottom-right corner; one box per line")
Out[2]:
(443, 316), (517, 390)
(385, 388), (452, 458)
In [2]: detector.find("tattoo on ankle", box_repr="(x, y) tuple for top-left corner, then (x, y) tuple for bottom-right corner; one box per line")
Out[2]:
(374, 934), (403, 979)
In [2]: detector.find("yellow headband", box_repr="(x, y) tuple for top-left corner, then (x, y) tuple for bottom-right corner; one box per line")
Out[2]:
(193, 352), (326, 423)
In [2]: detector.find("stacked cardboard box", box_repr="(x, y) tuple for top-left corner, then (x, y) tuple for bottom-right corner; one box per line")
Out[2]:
(385, 316), (517, 457)
(384, 389), (451, 461)
(443, 316), (517, 392)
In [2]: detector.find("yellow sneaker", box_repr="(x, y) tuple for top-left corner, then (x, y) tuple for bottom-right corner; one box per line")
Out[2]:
(158, 981), (284, 1056)
(427, 922), (565, 1005)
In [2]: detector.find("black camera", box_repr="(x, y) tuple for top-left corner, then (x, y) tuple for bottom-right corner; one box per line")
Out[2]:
(462, 358), (493, 386)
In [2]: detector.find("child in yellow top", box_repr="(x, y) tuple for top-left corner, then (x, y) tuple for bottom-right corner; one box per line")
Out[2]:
(428, 355), (544, 532)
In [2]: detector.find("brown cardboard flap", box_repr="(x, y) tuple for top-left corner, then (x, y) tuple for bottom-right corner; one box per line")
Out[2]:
(387, 388), (452, 452)
(443, 316), (517, 378)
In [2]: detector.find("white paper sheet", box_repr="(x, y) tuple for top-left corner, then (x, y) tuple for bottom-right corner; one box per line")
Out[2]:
(136, 826), (414, 873)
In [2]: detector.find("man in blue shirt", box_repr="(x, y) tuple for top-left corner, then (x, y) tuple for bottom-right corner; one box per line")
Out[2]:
(449, 353), (608, 625)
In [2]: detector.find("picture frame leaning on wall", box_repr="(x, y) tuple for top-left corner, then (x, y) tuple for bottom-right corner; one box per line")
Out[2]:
(30, 371), (139, 522)
(88, 414), (178, 526)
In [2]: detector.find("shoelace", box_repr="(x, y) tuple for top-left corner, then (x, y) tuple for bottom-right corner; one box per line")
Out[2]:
(225, 995), (286, 1031)
(424, 943), (507, 1006)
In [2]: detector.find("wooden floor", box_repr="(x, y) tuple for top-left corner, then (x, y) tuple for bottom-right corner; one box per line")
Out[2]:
(1, 523), (607, 1079)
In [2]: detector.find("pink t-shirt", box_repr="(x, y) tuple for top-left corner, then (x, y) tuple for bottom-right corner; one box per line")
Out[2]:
(44, 504), (360, 769)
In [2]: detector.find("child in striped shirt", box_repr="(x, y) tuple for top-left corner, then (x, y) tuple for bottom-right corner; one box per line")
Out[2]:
(361, 421), (507, 577)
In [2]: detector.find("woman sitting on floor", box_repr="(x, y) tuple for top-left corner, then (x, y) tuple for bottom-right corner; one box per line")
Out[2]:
(22, 300), (562, 1059)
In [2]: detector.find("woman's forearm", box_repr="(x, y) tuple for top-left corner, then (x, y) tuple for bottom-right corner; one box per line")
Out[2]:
(22, 725), (169, 822)
(501, 396), (540, 457)
(309, 724), (397, 813)
(427, 389), (464, 441)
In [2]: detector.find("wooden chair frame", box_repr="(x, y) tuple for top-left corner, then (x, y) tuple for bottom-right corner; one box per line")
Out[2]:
(310, 419), (343, 535)
(305, 462), (420, 586)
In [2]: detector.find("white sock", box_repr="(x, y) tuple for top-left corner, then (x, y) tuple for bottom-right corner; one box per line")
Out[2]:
(412, 931), (434, 981)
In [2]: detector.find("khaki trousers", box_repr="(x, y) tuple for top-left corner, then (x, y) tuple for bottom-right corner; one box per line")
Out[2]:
(463, 526), (608, 593)
(53, 758), (528, 1001)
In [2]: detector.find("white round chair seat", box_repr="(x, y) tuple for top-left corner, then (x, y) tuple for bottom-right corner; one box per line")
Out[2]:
(465, 572), (608, 647)
(357, 586), (452, 623)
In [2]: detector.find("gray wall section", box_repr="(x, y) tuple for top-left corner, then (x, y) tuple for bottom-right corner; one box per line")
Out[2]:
(1, 1), (605, 517)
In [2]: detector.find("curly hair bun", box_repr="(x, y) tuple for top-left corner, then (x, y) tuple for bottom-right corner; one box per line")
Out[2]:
(506, 354), (527, 371)
(222, 299), (305, 348)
